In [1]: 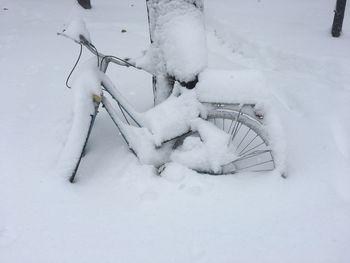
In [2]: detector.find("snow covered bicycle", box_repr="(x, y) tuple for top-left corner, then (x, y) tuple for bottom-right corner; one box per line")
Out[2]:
(59, 1), (278, 183)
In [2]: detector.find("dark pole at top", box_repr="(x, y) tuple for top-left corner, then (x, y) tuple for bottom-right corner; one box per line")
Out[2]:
(78, 0), (91, 9)
(332, 0), (347, 37)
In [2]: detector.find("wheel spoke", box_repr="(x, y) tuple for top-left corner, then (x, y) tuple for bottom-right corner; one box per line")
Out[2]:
(231, 149), (272, 163)
(230, 110), (242, 137)
(240, 141), (265, 156)
(236, 127), (251, 150)
(231, 121), (243, 143)
(227, 118), (235, 134)
(238, 134), (258, 155)
(235, 160), (274, 172)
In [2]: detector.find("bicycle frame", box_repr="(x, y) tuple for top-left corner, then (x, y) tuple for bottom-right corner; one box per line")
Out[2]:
(61, 33), (194, 181)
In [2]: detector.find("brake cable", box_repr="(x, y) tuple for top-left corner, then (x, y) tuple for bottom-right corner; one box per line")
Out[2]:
(65, 44), (83, 89)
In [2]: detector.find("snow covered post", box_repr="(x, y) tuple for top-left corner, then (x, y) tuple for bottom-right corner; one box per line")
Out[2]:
(145, 0), (158, 104)
(332, 0), (347, 37)
(145, 0), (206, 105)
(146, 0), (175, 105)
(78, 0), (91, 9)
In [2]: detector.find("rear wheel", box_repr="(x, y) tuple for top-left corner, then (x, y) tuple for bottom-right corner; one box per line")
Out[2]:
(174, 103), (275, 174)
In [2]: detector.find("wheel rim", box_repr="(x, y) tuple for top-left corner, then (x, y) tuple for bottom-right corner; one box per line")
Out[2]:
(207, 109), (275, 174)
(173, 106), (275, 175)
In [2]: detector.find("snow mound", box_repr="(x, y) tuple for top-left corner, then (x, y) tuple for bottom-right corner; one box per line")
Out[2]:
(122, 125), (172, 167)
(196, 69), (269, 106)
(171, 118), (233, 173)
(142, 88), (205, 146)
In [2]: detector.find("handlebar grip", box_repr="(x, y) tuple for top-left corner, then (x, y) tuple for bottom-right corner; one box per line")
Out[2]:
(79, 34), (90, 45)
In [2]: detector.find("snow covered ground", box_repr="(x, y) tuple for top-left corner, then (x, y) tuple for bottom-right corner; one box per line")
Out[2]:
(1, 0), (350, 262)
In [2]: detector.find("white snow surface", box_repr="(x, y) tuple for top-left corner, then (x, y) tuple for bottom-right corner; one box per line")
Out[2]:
(196, 68), (269, 105)
(1, 0), (350, 263)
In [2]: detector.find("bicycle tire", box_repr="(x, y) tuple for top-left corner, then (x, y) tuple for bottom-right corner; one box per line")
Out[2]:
(173, 103), (275, 175)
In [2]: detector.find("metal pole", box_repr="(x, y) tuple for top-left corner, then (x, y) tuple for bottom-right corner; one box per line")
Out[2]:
(78, 0), (91, 9)
(332, 0), (347, 37)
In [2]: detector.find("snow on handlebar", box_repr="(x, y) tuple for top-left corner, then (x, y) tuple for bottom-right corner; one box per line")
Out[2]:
(59, 19), (151, 72)
(58, 31), (137, 70)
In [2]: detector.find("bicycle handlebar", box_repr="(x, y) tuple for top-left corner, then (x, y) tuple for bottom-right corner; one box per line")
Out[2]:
(78, 35), (135, 69)
(58, 31), (136, 70)
(78, 35), (99, 56)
